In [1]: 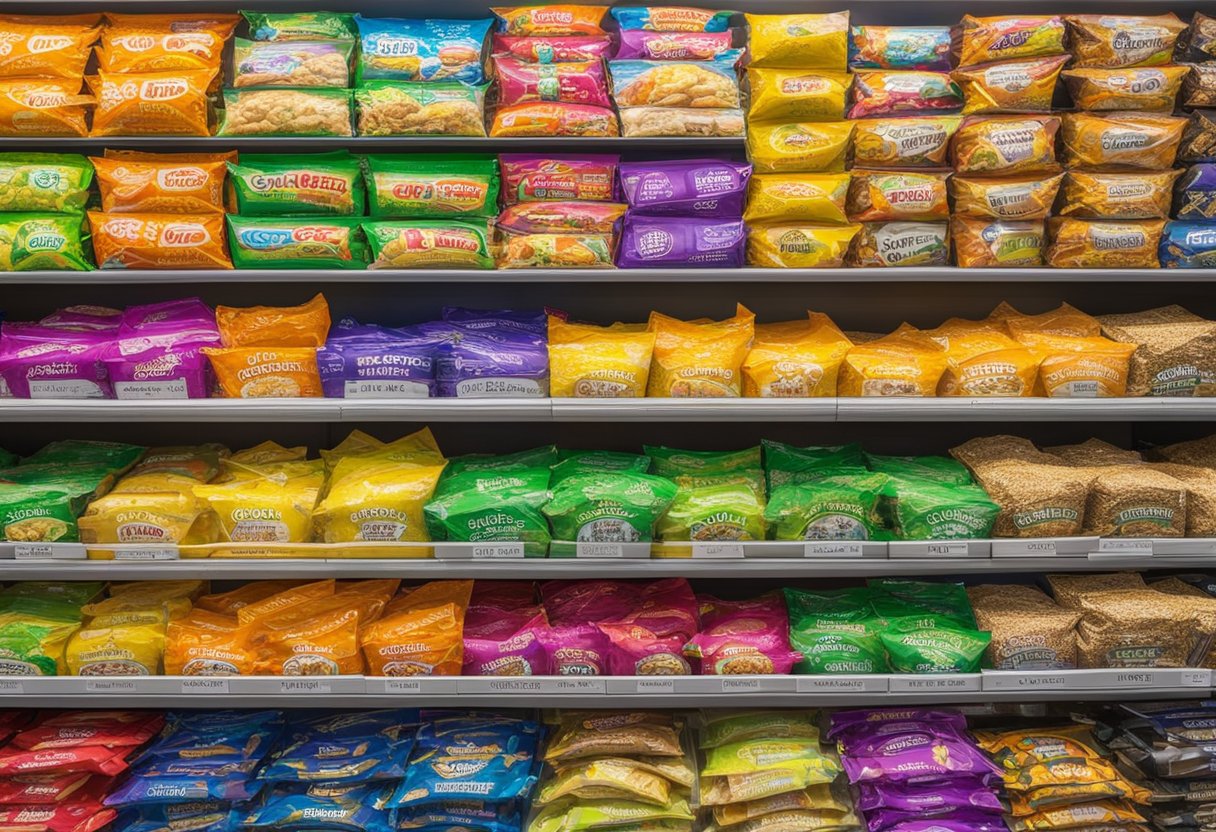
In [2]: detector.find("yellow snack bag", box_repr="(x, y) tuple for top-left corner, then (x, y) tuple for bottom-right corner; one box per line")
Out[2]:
(949, 173), (1064, 220)
(992, 301), (1101, 338)
(361, 580), (472, 676)
(319, 430), (387, 471)
(228, 441), (308, 467)
(325, 428), (443, 473)
(1062, 66), (1187, 111)
(97, 13), (239, 75)
(851, 117), (960, 168)
(548, 317), (656, 398)
(237, 579), (335, 628)
(1057, 169), (1181, 219)
(216, 294), (330, 348)
(90, 156), (227, 214)
(1060, 112), (1186, 170)
(0, 79), (92, 137)
(957, 15), (1067, 66)
(931, 319), (1042, 396)
(746, 223), (860, 268)
(0, 18), (100, 79)
(746, 121), (853, 174)
(203, 347), (324, 398)
(838, 325), (949, 397)
(313, 461), (446, 542)
(747, 69), (851, 122)
(77, 490), (206, 545)
(743, 173), (850, 224)
(647, 306), (755, 397)
(1065, 14), (1187, 68)
(66, 624), (164, 675)
(846, 170), (949, 222)
(1045, 218), (1165, 269)
(88, 211), (232, 269)
(165, 608), (249, 676)
(746, 13), (849, 70)
(951, 217), (1046, 268)
(89, 68), (217, 137)
(107, 579), (208, 601)
(0, 611), (78, 676)
(742, 315), (852, 397)
(954, 56), (1068, 115)
(193, 475), (321, 543)
(1016, 331), (1137, 397)
(952, 115), (1061, 175)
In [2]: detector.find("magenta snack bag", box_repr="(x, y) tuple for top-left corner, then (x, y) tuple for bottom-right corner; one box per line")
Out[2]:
(104, 298), (223, 400)
(616, 30), (734, 60)
(39, 305), (122, 331)
(319, 319), (451, 398)
(463, 612), (550, 676)
(600, 622), (691, 675)
(828, 709), (970, 740)
(0, 323), (112, 399)
(617, 215), (745, 267)
(492, 34), (614, 63)
(543, 623), (612, 675)
(494, 56), (612, 108)
(120, 298), (214, 330)
(499, 154), (620, 204)
(465, 604), (547, 639)
(882, 820), (1008, 832)
(685, 627), (801, 675)
(542, 579), (641, 624)
(856, 778), (1004, 814)
(603, 577), (699, 640)
(619, 159), (751, 217)
(842, 731), (1002, 784)
(865, 808), (1005, 832)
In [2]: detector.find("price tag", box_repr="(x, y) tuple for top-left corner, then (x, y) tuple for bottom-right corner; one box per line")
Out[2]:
(113, 547), (179, 561)
(550, 678), (606, 694)
(889, 675), (980, 693)
(1097, 539), (1152, 555)
(799, 677), (865, 692)
(804, 542), (863, 557)
(692, 543), (744, 559)
(279, 679), (331, 694)
(85, 679), (137, 693)
(485, 679), (543, 693)
(925, 542), (969, 556)
(1182, 670), (1211, 687)
(13, 544), (54, 560)
(181, 679), (228, 694)
(635, 679), (674, 694)
(384, 679), (421, 694)
(576, 543), (625, 558)
(0, 680), (24, 694)
(992, 540), (1057, 556)
(471, 543), (524, 559)
(721, 678), (762, 692)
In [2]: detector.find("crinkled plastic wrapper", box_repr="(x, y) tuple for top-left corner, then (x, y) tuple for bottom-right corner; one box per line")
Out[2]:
(361, 580), (471, 676)
(1176, 164), (1216, 220)
(1060, 112), (1186, 170)
(851, 116), (960, 167)
(839, 327), (948, 396)
(494, 56), (610, 108)
(747, 69), (850, 122)
(501, 231), (614, 269)
(1016, 331), (1138, 397)
(0, 213), (91, 271)
(243, 10), (357, 41)
(1179, 12), (1216, 62)
(746, 13), (849, 70)
(647, 306), (754, 397)
(219, 87), (352, 137)
(203, 347), (323, 398)
(97, 13), (238, 78)
(500, 154), (618, 204)
(0, 79), (92, 137)
(958, 15), (1066, 66)
(847, 170), (949, 222)
(366, 155), (499, 218)
(617, 30), (734, 60)
(1058, 169), (1181, 219)
(66, 624), (164, 676)
(232, 38), (353, 88)
(747, 223), (861, 269)
(619, 106), (742, 137)
(0, 325), (110, 399)
(1065, 14), (1186, 68)
(1183, 65), (1216, 110)
(1160, 221), (1216, 268)
(1063, 66), (1187, 111)
(227, 216), (368, 270)
(0, 17), (100, 79)
(848, 71), (963, 119)
(88, 211), (232, 270)
(1046, 218), (1165, 269)
(950, 173), (1063, 220)
(849, 26), (952, 70)
(356, 15), (492, 84)
(612, 6), (733, 33)
(315, 462), (445, 543)
(364, 219), (495, 269)
(492, 33), (613, 62)
(744, 173), (850, 224)
(90, 69), (216, 137)
(618, 216), (746, 268)
(228, 152), (363, 216)
(846, 222), (950, 268)
(548, 317), (655, 398)
(952, 217), (1045, 268)
(742, 316), (853, 396)
(494, 5), (606, 36)
(619, 158), (751, 217)
(952, 115), (1061, 174)
(954, 56), (1068, 115)
(0, 152), (93, 213)
(491, 102), (619, 136)
(497, 200), (625, 234)
(91, 156), (227, 214)
(610, 52), (743, 109)
(747, 121), (853, 174)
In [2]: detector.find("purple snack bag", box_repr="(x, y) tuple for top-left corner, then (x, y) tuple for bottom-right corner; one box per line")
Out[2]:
(319, 319), (452, 398)
(865, 808), (1006, 832)
(40, 305), (122, 331)
(435, 330), (549, 398)
(0, 323), (112, 399)
(856, 778), (1004, 814)
(881, 820), (1008, 832)
(617, 215), (746, 268)
(842, 731), (1002, 784)
(463, 612), (550, 676)
(619, 159), (752, 217)
(442, 307), (549, 335)
(103, 298), (220, 400)
(616, 30), (735, 60)
(828, 709), (970, 740)
(542, 623), (612, 675)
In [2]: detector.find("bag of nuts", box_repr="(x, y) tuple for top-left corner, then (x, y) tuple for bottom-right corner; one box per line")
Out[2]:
(1075, 588), (1212, 668)
(1098, 305), (1216, 397)
(1080, 465), (1187, 537)
(1150, 463), (1216, 537)
(967, 584), (1081, 670)
(1150, 433), (1216, 467)
(1044, 438), (1144, 467)
(1046, 571), (1146, 608)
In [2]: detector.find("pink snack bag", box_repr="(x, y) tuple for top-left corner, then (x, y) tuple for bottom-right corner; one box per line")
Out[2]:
(600, 622), (691, 675)
(463, 611), (550, 676)
(615, 30), (734, 60)
(499, 154), (620, 204)
(543, 622), (612, 675)
(493, 56), (612, 108)
(492, 34), (613, 62)
(686, 593), (802, 675)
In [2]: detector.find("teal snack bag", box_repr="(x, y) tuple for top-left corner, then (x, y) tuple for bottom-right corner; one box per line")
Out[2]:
(0, 153), (93, 213)
(762, 439), (867, 491)
(227, 151), (365, 216)
(0, 213), (91, 271)
(765, 474), (887, 541)
(423, 466), (552, 556)
(543, 471), (678, 543)
(365, 154), (500, 218)
(226, 216), (368, 269)
(655, 481), (767, 541)
(242, 11), (358, 41)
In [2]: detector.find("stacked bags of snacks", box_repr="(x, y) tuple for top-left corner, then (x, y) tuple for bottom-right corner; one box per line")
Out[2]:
(1163, 14), (1216, 267)
(543, 452), (678, 544)
(646, 305), (754, 397)
(92, 13), (237, 137)
(203, 294), (330, 398)
(462, 580), (550, 674)
(490, 5), (617, 138)
(0, 153), (94, 271)
(648, 445), (766, 542)
(0, 13), (98, 138)
(320, 318), (449, 396)
(742, 313), (854, 397)
(744, 11), (859, 267)
(967, 583), (1081, 670)
(687, 593), (801, 675)
(0, 581), (97, 675)
(0, 305), (122, 399)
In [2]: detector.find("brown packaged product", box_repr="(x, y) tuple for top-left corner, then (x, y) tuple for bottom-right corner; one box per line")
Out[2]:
(544, 713), (683, 763)
(1151, 434), (1216, 467)
(1043, 438), (1144, 467)
(1046, 571), (1146, 608)
(1065, 14), (1187, 68)
(949, 173), (1063, 220)
(1063, 66), (1187, 111)
(1179, 110), (1216, 163)
(845, 169), (949, 222)
(1178, 12), (1216, 63)
(1080, 465), (1188, 537)
(1007, 801), (1147, 831)
(1045, 218), (1165, 270)
(1098, 305), (1216, 397)
(703, 809), (859, 832)
(1150, 577), (1216, 668)
(1075, 588), (1213, 668)
(959, 459), (1090, 538)
(951, 217), (1045, 268)
(967, 585), (1081, 670)
(950, 434), (1055, 469)
(1060, 112), (1186, 170)
(1183, 65), (1216, 110)
(1149, 464), (1216, 537)
(1057, 170), (1182, 220)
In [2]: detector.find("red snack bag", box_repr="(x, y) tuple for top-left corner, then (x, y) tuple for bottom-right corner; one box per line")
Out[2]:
(0, 774), (95, 806)
(0, 802), (115, 832)
(499, 154), (619, 204)
(493, 56), (611, 108)
(491, 34), (612, 62)
(13, 712), (163, 751)
(0, 747), (130, 777)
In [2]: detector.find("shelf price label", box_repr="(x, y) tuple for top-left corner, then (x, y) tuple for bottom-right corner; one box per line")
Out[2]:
(992, 540), (1058, 556)
(471, 543), (525, 559)
(13, 544), (55, 560)
(280, 679), (331, 694)
(0, 680), (23, 694)
(692, 543), (744, 559)
(113, 547), (179, 561)
(635, 679), (674, 694)
(804, 542), (863, 557)
(181, 679), (228, 694)
(576, 543), (625, 558)
(925, 542), (969, 556)
(85, 680), (137, 693)
(1097, 539), (1153, 555)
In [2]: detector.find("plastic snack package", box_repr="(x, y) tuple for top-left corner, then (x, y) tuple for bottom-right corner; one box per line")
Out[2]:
(949, 173), (1064, 220)
(493, 33), (614, 62)
(365, 154), (499, 218)
(88, 211), (232, 270)
(249, 583), (395, 675)
(851, 116), (961, 168)
(548, 317), (655, 397)
(610, 51), (743, 109)
(743, 173), (850, 224)
(357, 81), (488, 135)
(646, 306), (754, 397)
(497, 200), (626, 234)
(0, 214), (91, 271)
(846, 222), (950, 268)
(746, 121), (854, 174)
(500, 154), (618, 204)
(1015, 330), (1138, 396)
(1065, 14), (1187, 67)
(619, 106), (742, 137)
(616, 30), (734, 60)
(848, 70), (963, 118)
(89, 69), (216, 137)
(464, 610), (550, 675)
(619, 158), (751, 217)
(90, 156), (225, 214)
(1179, 11), (1216, 62)
(494, 5), (607, 35)
(1046, 218), (1165, 269)
(746, 223), (861, 269)
(194, 473), (322, 542)
(849, 26), (952, 71)
(355, 15), (493, 84)
(319, 319), (448, 398)
(1183, 65), (1216, 109)
(361, 580), (472, 675)
(543, 472), (678, 542)
(0, 16), (100, 79)
(218, 87), (352, 137)
(957, 15), (1067, 66)
(742, 315), (853, 396)
(954, 56), (1068, 115)
(747, 68), (850, 122)
(66, 623), (165, 676)
(0, 79), (92, 137)
(1063, 66), (1186, 111)
(846, 170), (949, 222)
(232, 39), (353, 88)
(499, 230), (614, 269)
(746, 12), (849, 70)
(0, 483), (91, 541)
(227, 216), (368, 270)
(77, 490), (206, 546)
(96, 13), (237, 80)
(839, 326), (949, 396)
(364, 219), (495, 270)
(768, 479), (886, 542)
(425, 468), (552, 554)
(491, 102), (620, 137)
(952, 115), (1061, 175)
(104, 305), (219, 400)
(646, 446), (762, 492)
(617, 216), (746, 268)
(203, 347), (324, 398)
(0, 153), (92, 213)
(612, 7), (733, 33)
(243, 10), (356, 41)
(952, 217), (1045, 268)
(1176, 164), (1216, 220)
(493, 56), (611, 108)
(1061, 112), (1186, 170)
(314, 462), (446, 542)
(1058, 169), (1181, 219)
(215, 294), (329, 348)
(1160, 221), (1216, 268)
(227, 151), (362, 216)
(434, 329), (549, 397)
(537, 758), (673, 805)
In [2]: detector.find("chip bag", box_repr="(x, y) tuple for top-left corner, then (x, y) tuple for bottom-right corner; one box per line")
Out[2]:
(216, 294), (330, 348)
(746, 13), (849, 70)
(548, 317), (655, 398)
(612, 6), (732, 33)
(89, 69), (216, 137)
(1063, 66), (1187, 111)
(952, 217), (1046, 269)
(494, 5), (606, 35)
(0, 153), (92, 213)
(746, 223), (861, 269)
(849, 25), (952, 71)
(1061, 112), (1186, 170)
(0, 79), (92, 137)
(1058, 169), (1181, 219)
(746, 121), (854, 174)
(66, 624), (165, 676)
(96, 13), (239, 76)
(1066, 14), (1187, 67)
(850, 116), (960, 168)
(356, 16), (493, 84)
(952, 115), (1061, 174)
(90, 156), (226, 214)
(0, 213), (91, 271)
(194, 472), (321, 541)
(949, 173), (1064, 220)
(0, 17), (100, 79)
(954, 56), (1068, 115)
(747, 69), (851, 122)
(742, 315), (853, 397)
(203, 347), (324, 398)
(647, 306), (755, 397)
(355, 80), (486, 137)
(1015, 330), (1138, 397)
(839, 325), (949, 397)
(365, 154), (499, 218)
(490, 102), (620, 137)
(164, 608), (250, 676)
(361, 580), (472, 676)
(1046, 218), (1165, 269)
(227, 152), (364, 216)
(743, 173), (850, 224)
(1160, 221), (1216, 268)
(846, 222), (949, 267)
(848, 70), (963, 119)
(243, 11), (358, 41)
(543, 472), (678, 542)
(233, 39), (354, 88)
(227, 216), (368, 270)
(656, 481), (767, 542)
(314, 461), (446, 543)
(846, 170), (949, 222)
(958, 15), (1067, 66)
(365, 219), (496, 270)
(220, 87), (353, 137)
(88, 211), (232, 269)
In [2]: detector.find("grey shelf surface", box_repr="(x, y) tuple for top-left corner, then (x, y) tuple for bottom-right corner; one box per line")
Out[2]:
(0, 137), (739, 152)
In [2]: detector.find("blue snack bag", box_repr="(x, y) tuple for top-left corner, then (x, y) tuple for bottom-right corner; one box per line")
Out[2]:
(611, 7), (734, 32)
(1160, 221), (1216, 268)
(387, 749), (538, 807)
(258, 734), (414, 783)
(849, 26), (953, 70)
(244, 786), (395, 832)
(1176, 164), (1216, 220)
(355, 15), (493, 84)
(287, 709), (419, 743)
(395, 799), (522, 832)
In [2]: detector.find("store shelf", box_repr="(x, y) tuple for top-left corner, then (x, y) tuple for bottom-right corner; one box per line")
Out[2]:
(0, 137), (742, 152)
(836, 398), (1216, 421)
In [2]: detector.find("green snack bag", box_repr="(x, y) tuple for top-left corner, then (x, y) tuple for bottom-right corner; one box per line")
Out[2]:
(698, 710), (820, 748)
(869, 579), (977, 628)
(424, 467), (552, 556)
(0, 484), (84, 543)
(784, 587), (890, 674)
(0, 581), (103, 606)
(218, 87), (354, 137)
(442, 446), (559, 481)
(23, 440), (145, 472)
(0, 213), (91, 271)
(227, 216), (368, 269)
(543, 471), (678, 543)
(656, 481), (766, 541)
(762, 439), (867, 492)
(242, 10), (358, 41)
(882, 476), (999, 540)
(232, 38), (355, 88)
(765, 475), (886, 541)
(363, 219), (495, 269)
(0, 609), (80, 675)
(865, 453), (972, 485)
(365, 154), (500, 218)
(645, 445), (765, 494)
(0, 153), (93, 213)
(551, 451), (651, 484)
(880, 615), (991, 674)
(227, 151), (364, 216)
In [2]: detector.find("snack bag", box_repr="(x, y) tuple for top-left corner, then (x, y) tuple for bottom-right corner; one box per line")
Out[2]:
(364, 219), (496, 269)
(1015, 331), (1138, 396)
(0, 214), (91, 271)
(846, 170), (949, 222)
(243, 11), (358, 41)
(743, 173), (850, 224)
(746, 121), (854, 173)
(1046, 218), (1165, 269)
(952, 115), (1061, 174)
(490, 102), (619, 137)
(610, 52), (743, 109)
(846, 222), (949, 267)
(227, 152), (363, 216)
(361, 580), (472, 676)
(543, 472), (678, 542)
(0, 153), (91, 213)
(849, 26), (952, 70)
(958, 15), (1067, 65)
(494, 56), (611, 108)
(839, 325), (949, 396)
(1176, 164), (1216, 220)
(216, 294), (329, 349)
(934, 322), (1041, 394)
(950, 173), (1064, 220)
(227, 216), (368, 270)
(232, 39), (354, 88)
(1063, 66), (1187, 111)
(647, 306), (755, 397)
(548, 317), (656, 398)
(1184, 65), (1216, 109)
(746, 13), (850, 70)
(1066, 14), (1187, 67)
(494, 33), (614, 62)
(619, 106), (741, 137)
(952, 217), (1046, 268)
(1057, 169), (1181, 219)
(747, 68), (851, 122)
(77, 490), (207, 545)
(0, 17), (100, 79)
(499, 154), (619, 204)
(954, 56), (1068, 115)
(203, 348), (324, 398)
(88, 211), (232, 269)
(97, 13), (239, 76)
(848, 71), (963, 119)
(165, 609), (249, 676)
(850, 116), (960, 168)
(742, 315), (853, 397)
(90, 156), (226, 214)
(355, 16), (493, 84)
(0, 79), (92, 137)
(612, 7), (733, 33)
(616, 30), (733, 61)
(495, 5), (607, 35)
(746, 223), (861, 269)
(89, 69), (216, 137)
(618, 159), (751, 217)
(1160, 221), (1216, 268)
(219, 88), (353, 137)
(194, 471), (322, 540)
(497, 201), (626, 234)
(1061, 112), (1186, 169)
(314, 461), (446, 542)
(355, 81), (487, 137)
(66, 624), (164, 676)
(657, 481), (766, 541)
(365, 155), (499, 218)
(500, 231), (614, 269)
(617, 216), (744, 268)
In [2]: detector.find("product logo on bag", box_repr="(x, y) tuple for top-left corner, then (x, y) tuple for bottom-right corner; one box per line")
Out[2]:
(160, 223), (208, 247)
(158, 166), (208, 191)
(24, 89), (68, 108)
(139, 78), (189, 101)
(24, 231), (66, 252)
(26, 36), (74, 54)
(990, 30), (1033, 51)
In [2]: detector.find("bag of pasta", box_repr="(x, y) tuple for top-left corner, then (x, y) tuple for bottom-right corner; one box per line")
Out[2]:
(0, 79), (92, 137)
(647, 306), (755, 397)
(839, 325), (949, 397)
(745, 12), (849, 70)
(89, 69), (216, 137)
(216, 294), (330, 348)
(742, 315), (853, 398)
(1046, 218), (1165, 269)
(1061, 112), (1186, 170)
(548, 318), (655, 398)
(361, 580), (472, 676)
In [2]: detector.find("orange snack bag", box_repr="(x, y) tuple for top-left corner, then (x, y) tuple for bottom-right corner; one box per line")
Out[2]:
(741, 314), (853, 398)
(88, 211), (232, 269)
(491, 6), (606, 35)
(361, 580), (472, 676)
(105, 149), (237, 162)
(97, 13), (239, 75)
(0, 79), (92, 137)
(196, 581), (306, 616)
(1014, 331), (1137, 397)
(838, 324), (949, 397)
(165, 608), (250, 676)
(990, 301), (1101, 339)
(0, 18), (101, 79)
(929, 318), (1041, 397)
(90, 68), (217, 137)
(490, 102), (620, 137)
(236, 580), (335, 628)
(647, 305), (756, 398)
(90, 156), (227, 214)
(216, 294), (331, 348)
(203, 347), (324, 398)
